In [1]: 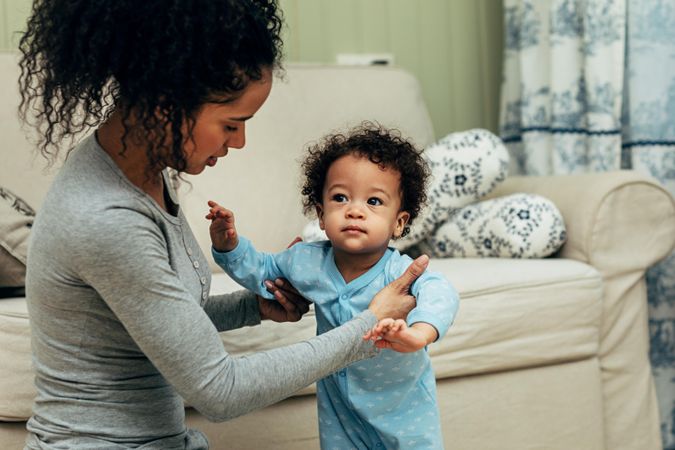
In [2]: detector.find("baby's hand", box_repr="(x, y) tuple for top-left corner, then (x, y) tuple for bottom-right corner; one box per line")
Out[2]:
(206, 200), (239, 252)
(363, 318), (428, 353)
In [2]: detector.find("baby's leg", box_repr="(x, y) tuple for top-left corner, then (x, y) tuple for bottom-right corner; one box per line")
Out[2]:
(373, 369), (445, 449)
(317, 379), (373, 450)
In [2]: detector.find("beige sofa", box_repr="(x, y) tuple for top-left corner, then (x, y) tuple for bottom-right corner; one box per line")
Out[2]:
(1, 51), (674, 450)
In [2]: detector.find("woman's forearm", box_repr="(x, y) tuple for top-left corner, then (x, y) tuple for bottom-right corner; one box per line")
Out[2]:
(191, 310), (378, 421)
(203, 290), (261, 331)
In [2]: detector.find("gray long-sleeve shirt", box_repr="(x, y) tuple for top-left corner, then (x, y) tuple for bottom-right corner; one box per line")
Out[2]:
(24, 134), (377, 449)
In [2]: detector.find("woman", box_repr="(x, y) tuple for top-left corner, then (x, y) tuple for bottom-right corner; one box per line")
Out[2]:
(19, 1), (427, 448)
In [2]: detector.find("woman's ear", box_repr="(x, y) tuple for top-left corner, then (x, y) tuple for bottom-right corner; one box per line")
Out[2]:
(393, 211), (411, 238)
(315, 204), (325, 230)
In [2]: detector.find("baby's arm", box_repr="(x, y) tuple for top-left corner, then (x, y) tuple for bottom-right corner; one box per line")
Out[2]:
(363, 319), (437, 352)
(364, 254), (459, 352)
(206, 200), (239, 252)
(206, 200), (290, 299)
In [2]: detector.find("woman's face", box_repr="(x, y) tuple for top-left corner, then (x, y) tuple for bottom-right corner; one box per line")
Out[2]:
(182, 68), (273, 175)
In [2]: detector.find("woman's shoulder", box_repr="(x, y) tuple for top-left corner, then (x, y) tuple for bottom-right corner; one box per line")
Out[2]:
(47, 136), (157, 218)
(34, 138), (168, 253)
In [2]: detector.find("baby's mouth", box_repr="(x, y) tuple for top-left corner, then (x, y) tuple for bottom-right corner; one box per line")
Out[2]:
(343, 225), (365, 233)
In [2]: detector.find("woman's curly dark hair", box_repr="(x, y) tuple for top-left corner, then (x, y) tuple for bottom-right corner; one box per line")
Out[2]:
(18, 0), (283, 174)
(301, 122), (429, 238)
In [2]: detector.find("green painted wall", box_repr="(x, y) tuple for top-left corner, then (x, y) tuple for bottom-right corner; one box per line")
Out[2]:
(279, 0), (504, 138)
(0, 0), (30, 49)
(1, 0), (503, 139)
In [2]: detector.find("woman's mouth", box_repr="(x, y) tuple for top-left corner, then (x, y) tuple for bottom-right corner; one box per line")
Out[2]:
(206, 156), (218, 167)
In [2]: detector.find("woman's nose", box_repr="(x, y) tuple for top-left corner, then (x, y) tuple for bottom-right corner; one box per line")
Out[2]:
(228, 125), (246, 149)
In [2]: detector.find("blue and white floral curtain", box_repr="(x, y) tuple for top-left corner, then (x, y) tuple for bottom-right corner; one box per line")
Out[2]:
(500, 0), (675, 447)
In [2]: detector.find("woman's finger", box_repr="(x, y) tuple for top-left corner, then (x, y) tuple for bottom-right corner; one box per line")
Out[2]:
(272, 279), (310, 311)
(265, 280), (310, 315)
(376, 319), (392, 334)
(390, 254), (429, 293)
(274, 289), (297, 310)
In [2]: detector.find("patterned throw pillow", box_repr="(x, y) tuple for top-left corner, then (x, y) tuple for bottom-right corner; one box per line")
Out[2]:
(392, 129), (509, 250)
(424, 193), (567, 258)
(0, 187), (35, 289)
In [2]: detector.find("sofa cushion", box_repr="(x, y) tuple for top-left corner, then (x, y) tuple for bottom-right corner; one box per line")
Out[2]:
(0, 297), (34, 420)
(214, 257), (602, 384)
(0, 187), (35, 290)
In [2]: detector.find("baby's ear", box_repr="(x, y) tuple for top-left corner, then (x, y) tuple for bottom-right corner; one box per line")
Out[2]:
(315, 204), (326, 230)
(393, 211), (411, 238)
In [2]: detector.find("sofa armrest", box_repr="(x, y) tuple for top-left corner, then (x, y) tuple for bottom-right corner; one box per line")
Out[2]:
(487, 170), (675, 274)
(488, 170), (673, 450)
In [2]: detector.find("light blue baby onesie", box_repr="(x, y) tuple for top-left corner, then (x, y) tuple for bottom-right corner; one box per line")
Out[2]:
(213, 237), (459, 449)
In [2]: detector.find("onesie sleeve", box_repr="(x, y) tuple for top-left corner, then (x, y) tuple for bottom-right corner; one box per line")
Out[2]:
(390, 253), (459, 341)
(212, 235), (292, 300)
(76, 208), (377, 422)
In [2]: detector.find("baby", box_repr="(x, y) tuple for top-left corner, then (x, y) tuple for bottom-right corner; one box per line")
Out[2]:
(208, 123), (459, 449)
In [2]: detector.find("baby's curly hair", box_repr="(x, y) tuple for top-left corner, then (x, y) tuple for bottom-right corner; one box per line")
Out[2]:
(18, 0), (283, 174)
(301, 123), (429, 238)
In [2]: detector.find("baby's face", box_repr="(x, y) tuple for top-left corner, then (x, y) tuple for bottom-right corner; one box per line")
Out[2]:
(317, 154), (409, 257)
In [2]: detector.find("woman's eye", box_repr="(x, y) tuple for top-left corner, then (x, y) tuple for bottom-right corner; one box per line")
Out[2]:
(332, 194), (347, 202)
(367, 197), (383, 206)
(224, 125), (238, 132)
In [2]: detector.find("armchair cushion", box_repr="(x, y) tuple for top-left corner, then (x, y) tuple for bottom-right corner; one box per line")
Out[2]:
(210, 257), (602, 386)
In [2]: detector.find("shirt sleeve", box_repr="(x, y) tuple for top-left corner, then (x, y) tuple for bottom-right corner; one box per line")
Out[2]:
(202, 289), (262, 332)
(211, 235), (292, 300)
(77, 208), (377, 422)
(390, 253), (460, 341)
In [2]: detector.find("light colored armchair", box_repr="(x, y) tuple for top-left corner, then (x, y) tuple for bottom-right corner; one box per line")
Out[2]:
(1, 52), (673, 449)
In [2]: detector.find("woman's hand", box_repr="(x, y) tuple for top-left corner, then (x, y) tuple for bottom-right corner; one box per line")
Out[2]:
(367, 254), (429, 321)
(258, 278), (311, 323)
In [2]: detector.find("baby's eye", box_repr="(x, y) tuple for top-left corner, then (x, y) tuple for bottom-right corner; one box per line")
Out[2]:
(332, 194), (348, 203)
(367, 197), (383, 206)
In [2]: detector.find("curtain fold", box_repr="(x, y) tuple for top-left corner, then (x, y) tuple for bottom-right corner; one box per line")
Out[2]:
(500, 1), (675, 448)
